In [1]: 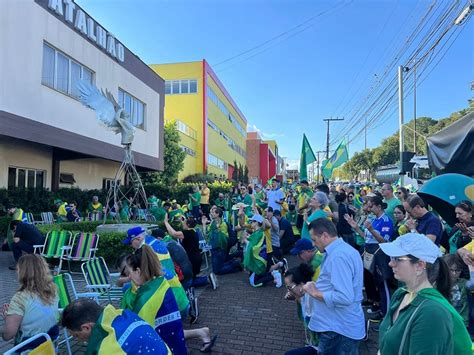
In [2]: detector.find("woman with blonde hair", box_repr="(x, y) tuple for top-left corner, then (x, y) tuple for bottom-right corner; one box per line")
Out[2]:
(1, 254), (59, 351)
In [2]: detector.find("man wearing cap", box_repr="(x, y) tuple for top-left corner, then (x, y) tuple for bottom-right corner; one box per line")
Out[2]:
(122, 226), (189, 314)
(302, 218), (365, 354)
(378, 233), (472, 355)
(290, 238), (323, 281)
(3, 204), (28, 251)
(267, 179), (285, 212)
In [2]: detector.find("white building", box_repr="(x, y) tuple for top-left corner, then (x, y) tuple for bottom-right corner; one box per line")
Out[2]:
(0, 0), (164, 190)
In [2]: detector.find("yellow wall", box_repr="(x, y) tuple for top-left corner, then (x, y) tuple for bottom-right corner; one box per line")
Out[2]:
(206, 74), (247, 176)
(150, 61), (248, 180)
(150, 62), (203, 179)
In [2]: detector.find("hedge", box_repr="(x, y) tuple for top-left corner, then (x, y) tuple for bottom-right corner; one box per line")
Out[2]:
(0, 181), (233, 214)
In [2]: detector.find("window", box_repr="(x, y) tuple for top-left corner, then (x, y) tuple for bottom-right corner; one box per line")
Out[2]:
(103, 178), (121, 190)
(180, 145), (196, 157)
(8, 167), (45, 189)
(118, 89), (146, 129)
(208, 153), (228, 170)
(42, 42), (94, 99)
(207, 86), (246, 137)
(207, 118), (246, 158)
(165, 79), (198, 95)
(175, 120), (197, 139)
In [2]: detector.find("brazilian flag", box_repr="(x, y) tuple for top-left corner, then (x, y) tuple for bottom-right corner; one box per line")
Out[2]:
(144, 236), (190, 312)
(130, 276), (187, 355)
(299, 134), (316, 181)
(243, 229), (267, 275)
(322, 139), (349, 179)
(86, 304), (171, 355)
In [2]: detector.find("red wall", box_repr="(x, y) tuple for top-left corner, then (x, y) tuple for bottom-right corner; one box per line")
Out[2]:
(259, 144), (270, 184)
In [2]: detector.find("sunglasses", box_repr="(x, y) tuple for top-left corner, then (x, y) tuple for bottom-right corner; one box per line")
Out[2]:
(390, 256), (412, 263)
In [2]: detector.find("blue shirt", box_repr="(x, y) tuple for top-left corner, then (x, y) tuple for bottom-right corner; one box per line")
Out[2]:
(308, 238), (365, 340)
(416, 211), (443, 245)
(365, 213), (393, 244)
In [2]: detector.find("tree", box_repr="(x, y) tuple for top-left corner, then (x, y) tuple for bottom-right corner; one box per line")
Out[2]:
(231, 160), (238, 181)
(141, 121), (186, 185)
(237, 163), (244, 182)
(243, 165), (249, 184)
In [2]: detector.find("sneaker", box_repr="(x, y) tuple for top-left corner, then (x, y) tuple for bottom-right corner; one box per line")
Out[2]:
(272, 270), (282, 288)
(8, 263), (16, 271)
(208, 273), (218, 290)
(281, 258), (288, 274)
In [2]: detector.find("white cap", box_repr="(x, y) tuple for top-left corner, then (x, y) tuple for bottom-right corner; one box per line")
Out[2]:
(379, 233), (442, 264)
(249, 214), (264, 224)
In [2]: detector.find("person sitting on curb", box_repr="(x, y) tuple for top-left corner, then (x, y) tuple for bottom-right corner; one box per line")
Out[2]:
(61, 298), (170, 354)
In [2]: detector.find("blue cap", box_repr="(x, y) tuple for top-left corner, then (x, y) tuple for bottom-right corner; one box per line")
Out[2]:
(290, 238), (315, 255)
(122, 226), (146, 245)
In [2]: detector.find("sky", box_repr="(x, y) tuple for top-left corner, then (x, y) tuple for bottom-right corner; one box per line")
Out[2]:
(77, 0), (473, 169)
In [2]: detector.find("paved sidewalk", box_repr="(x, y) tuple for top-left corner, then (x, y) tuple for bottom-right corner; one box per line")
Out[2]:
(0, 250), (378, 354)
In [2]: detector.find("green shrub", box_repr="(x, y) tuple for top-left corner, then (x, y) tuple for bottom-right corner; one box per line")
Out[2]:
(0, 216), (12, 239)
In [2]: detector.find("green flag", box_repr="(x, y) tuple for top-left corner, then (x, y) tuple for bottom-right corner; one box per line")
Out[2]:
(299, 134), (316, 181)
(322, 139), (349, 179)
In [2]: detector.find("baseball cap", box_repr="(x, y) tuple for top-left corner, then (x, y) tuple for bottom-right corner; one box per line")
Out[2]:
(379, 233), (442, 264)
(290, 238), (315, 255)
(249, 214), (264, 224)
(122, 226), (146, 245)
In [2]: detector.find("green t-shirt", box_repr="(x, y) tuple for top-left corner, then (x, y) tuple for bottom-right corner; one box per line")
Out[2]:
(191, 192), (201, 207)
(384, 197), (401, 223)
(301, 210), (327, 240)
(379, 287), (472, 355)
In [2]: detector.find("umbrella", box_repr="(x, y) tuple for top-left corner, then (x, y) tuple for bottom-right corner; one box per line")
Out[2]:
(418, 173), (474, 226)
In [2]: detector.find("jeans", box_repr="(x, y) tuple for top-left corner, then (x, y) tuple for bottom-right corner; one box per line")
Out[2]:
(285, 346), (318, 355)
(317, 331), (359, 355)
(211, 248), (241, 275)
(192, 276), (209, 288)
(12, 239), (43, 262)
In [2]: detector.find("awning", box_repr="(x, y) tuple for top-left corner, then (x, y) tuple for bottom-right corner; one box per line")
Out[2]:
(60, 173), (76, 184)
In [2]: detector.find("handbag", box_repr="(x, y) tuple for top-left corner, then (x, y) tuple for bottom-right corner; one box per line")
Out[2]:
(363, 247), (380, 273)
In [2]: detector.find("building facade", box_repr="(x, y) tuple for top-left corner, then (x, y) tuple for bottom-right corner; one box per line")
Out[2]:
(0, 0), (164, 190)
(246, 132), (277, 184)
(150, 61), (247, 180)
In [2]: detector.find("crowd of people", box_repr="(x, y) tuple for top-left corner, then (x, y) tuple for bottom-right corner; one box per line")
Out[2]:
(1, 178), (473, 354)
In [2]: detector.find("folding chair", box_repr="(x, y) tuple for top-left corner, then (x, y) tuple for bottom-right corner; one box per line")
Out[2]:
(41, 212), (55, 224)
(81, 257), (123, 303)
(196, 227), (211, 271)
(33, 230), (72, 273)
(62, 232), (99, 272)
(25, 212), (37, 225)
(4, 333), (54, 355)
(54, 273), (100, 355)
(88, 212), (103, 221)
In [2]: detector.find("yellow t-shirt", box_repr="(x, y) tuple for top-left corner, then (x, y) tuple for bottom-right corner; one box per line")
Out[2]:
(463, 240), (474, 253)
(323, 206), (333, 221)
(200, 187), (210, 204)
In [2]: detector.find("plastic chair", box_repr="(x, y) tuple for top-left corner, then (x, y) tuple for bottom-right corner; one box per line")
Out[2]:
(196, 227), (211, 271)
(4, 333), (54, 355)
(33, 230), (72, 273)
(81, 257), (123, 302)
(88, 212), (103, 221)
(61, 232), (99, 272)
(54, 273), (100, 355)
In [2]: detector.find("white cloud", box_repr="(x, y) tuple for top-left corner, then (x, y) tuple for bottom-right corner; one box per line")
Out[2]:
(248, 123), (284, 139)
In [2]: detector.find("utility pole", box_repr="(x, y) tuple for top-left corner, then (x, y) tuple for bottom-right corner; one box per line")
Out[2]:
(324, 117), (344, 159)
(398, 66), (405, 187)
(413, 63), (417, 154)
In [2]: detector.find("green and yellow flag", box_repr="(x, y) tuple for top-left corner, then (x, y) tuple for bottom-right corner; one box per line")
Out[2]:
(299, 134), (316, 181)
(322, 139), (349, 179)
